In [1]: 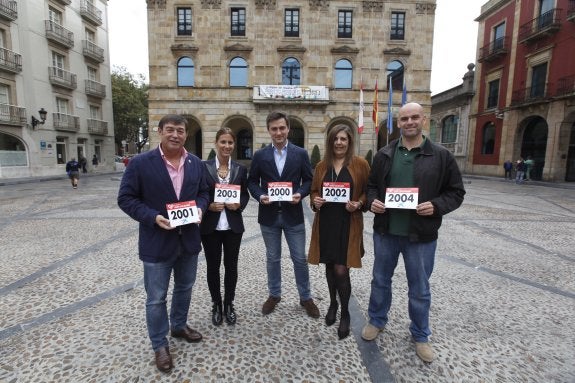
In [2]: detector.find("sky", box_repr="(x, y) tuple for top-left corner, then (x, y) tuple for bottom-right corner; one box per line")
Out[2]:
(108, 0), (485, 95)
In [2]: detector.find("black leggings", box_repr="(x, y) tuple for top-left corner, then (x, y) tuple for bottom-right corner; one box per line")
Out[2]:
(201, 230), (242, 305)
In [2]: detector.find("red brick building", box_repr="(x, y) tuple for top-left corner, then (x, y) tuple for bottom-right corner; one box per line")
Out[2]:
(468, 0), (575, 181)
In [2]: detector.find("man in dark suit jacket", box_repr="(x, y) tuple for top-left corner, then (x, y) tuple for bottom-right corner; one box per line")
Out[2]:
(248, 110), (319, 318)
(117, 114), (209, 373)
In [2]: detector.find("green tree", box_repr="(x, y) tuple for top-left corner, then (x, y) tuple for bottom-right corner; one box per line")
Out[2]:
(311, 145), (321, 169)
(207, 149), (216, 160)
(111, 66), (149, 153)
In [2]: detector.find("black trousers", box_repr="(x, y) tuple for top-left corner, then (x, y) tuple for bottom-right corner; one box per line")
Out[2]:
(201, 230), (242, 304)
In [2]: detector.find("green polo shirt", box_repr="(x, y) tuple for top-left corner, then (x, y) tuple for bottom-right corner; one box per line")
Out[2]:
(388, 136), (426, 236)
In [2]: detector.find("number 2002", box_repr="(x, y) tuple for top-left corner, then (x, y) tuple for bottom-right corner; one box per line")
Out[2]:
(324, 188), (347, 197)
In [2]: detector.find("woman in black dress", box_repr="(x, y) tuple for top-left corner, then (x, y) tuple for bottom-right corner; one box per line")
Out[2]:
(200, 128), (249, 326)
(308, 124), (370, 339)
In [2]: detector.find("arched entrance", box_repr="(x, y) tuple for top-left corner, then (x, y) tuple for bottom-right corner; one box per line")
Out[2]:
(520, 117), (548, 181)
(377, 120), (399, 150)
(566, 121), (575, 182)
(222, 116), (254, 161)
(183, 116), (202, 158)
(0, 132), (27, 167)
(288, 118), (305, 148)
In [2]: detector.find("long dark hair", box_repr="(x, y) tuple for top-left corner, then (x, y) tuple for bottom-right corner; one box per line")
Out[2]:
(323, 124), (355, 166)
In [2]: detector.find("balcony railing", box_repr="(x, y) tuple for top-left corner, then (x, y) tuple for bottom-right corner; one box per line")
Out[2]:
(0, 0), (17, 21)
(80, 0), (102, 25)
(87, 119), (108, 135)
(478, 36), (509, 62)
(568, 0), (575, 21)
(53, 113), (80, 132)
(45, 20), (74, 48)
(48, 67), (77, 90)
(82, 40), (104, 63)
(518, 8), (562, 43)
(511, 84), (551, 105)
(0, 47), (22, 73)
(556, 75), (575, 96)
(0, 103), (26, 125)
(85, 79), (106, 98)
(53, 0), (71, 4)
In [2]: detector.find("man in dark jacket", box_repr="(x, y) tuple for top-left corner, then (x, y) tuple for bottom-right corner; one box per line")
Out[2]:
(361, 103), (465, 363)
(117, 114), (209, 373)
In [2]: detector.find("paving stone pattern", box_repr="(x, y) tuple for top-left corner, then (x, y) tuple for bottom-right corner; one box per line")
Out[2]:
(0, 174), (574, 382)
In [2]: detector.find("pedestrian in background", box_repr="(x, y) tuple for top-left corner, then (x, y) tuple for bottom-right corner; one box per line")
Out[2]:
(362, 102), (465, 363)
(65, 157), (80, 189)
(92, 154), (98, 169)
(515, 158), (525, 184)
(503, 160), (513, 180)
(308, 124), (370, 340)
(79, 155), (88, 173)
(117, 114), (210, 373)
(200, 128), (249, 326)
(247, 110), (320, 319)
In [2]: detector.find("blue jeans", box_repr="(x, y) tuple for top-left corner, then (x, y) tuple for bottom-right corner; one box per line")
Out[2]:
(260, 217), (311, 300)
(368, 233), (437, 342)
(143, 244), (198, 351)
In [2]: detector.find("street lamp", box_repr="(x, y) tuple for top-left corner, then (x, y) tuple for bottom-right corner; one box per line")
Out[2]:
(31, 108), (48, 129)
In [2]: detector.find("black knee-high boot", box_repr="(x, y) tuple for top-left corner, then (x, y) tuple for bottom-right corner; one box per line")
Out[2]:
(325, 264), (339, 326)
(334, 265), (351, 339)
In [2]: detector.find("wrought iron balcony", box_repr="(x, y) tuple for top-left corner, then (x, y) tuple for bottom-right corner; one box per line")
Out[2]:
(48, 67), (77, 90)
(0, 47), (22, 73)
(53, 113), (80, 132)
(556, 75), (575, 96)
(0, 103), (26, 125)
(80, 0), (102, 25)
(82, 40), (104, 63)
(478, 36), (509, 62)
(87, 119), (108, 135)
(518, 8), (562, 43)
(511, 84), (551, 105)
(45, 20), (74, 48)
(568, 0), (575, 22)
(85, 79), (106, 98)
(0, 0), (17, 21)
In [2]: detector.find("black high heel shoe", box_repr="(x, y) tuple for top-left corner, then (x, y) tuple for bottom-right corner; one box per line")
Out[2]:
(212, 302), (223, 326)
(224, 302), (236, 325)
(338, 311), (350, 340)
(325, 302), (338, 326)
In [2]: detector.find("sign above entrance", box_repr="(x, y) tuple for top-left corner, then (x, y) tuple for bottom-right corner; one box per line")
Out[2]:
(254, 85), (329, 101)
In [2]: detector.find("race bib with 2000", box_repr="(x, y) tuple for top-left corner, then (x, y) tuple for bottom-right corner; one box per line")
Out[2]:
(268, 182), (293, 202)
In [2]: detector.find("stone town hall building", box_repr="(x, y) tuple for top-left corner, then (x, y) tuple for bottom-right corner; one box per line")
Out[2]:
(146, 0), (437, 161)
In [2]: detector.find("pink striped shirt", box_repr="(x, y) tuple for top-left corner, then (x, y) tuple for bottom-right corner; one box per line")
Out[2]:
(159, 145), (188, 200)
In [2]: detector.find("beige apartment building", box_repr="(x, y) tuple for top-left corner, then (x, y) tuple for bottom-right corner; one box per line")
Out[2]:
(0, 0), (114, 179)
(146, 0), (437, 160)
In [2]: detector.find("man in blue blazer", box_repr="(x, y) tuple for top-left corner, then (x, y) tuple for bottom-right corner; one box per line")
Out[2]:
(248, 111), (319, 319)
(117, 114), (209, 373)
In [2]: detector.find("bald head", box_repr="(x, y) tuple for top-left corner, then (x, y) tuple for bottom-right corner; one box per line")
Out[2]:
(397, 102), (426, 143)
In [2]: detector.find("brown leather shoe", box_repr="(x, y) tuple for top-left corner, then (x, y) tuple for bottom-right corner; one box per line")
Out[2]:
(300, 299), (320, 318)
(154, 346), (173, 372)
(171, 325), (203, 343)
(261, 296), (281, 315)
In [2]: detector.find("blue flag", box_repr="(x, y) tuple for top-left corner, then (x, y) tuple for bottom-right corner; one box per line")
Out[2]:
(402, 80), (407, 106)
(387, 77), (393, 135)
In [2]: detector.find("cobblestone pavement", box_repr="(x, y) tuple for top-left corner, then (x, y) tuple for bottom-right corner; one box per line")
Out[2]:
(0, 173), (574, 382)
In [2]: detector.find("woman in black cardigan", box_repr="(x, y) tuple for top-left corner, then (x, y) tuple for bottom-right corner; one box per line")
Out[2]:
(200, 127), (249, 325)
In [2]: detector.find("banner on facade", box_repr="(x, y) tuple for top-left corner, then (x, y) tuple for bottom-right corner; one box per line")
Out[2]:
(254, 85), (329, 101)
